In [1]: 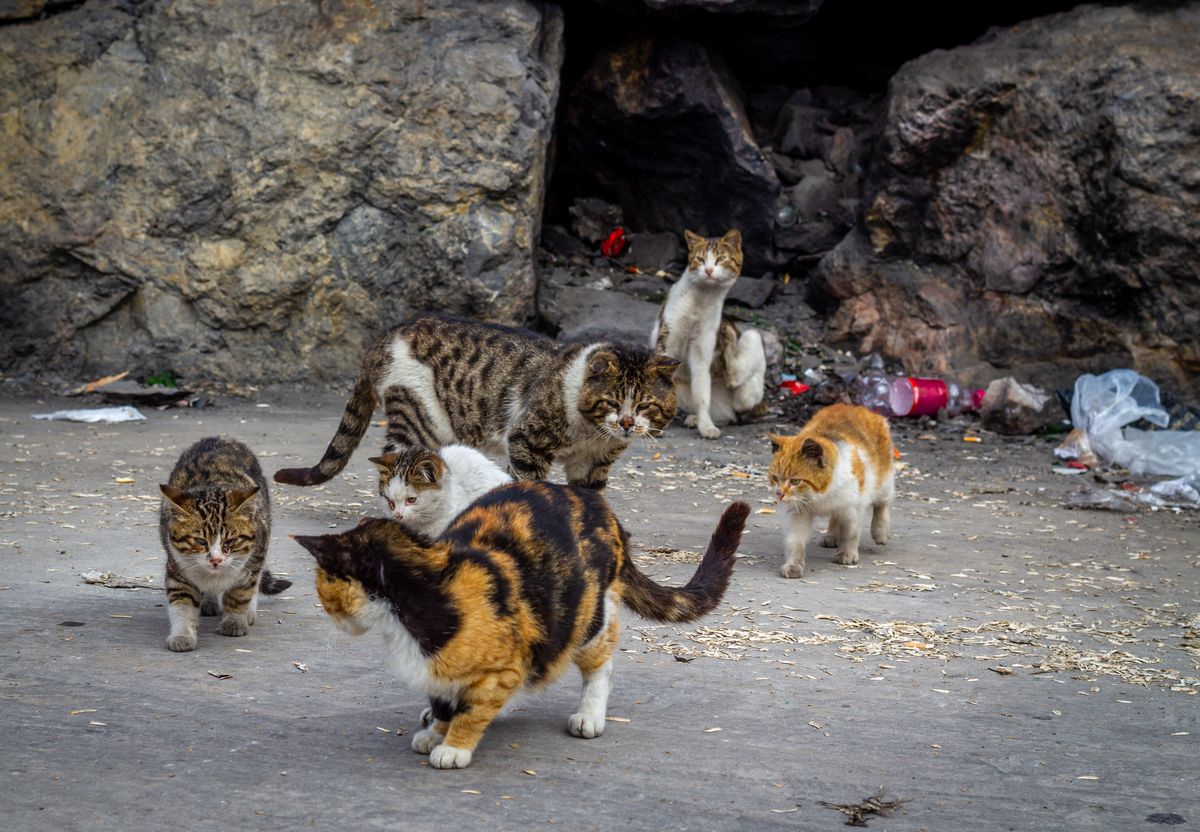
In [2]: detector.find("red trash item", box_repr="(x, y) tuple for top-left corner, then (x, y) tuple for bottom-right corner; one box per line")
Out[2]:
(780, 381), (810, 397)
(1066, 460), (1088, 470)
(600, 227), (626, 257)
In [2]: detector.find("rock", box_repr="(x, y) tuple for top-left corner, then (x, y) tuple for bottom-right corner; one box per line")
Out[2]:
(979, 377), (1058, 435)
(826, 127), (858, 177)
(0, 0), (564, 383)
(787, 161), (845, 220)
(617, 276), (671, 304)
(560, 34), (780, 274)
(624, 231), (683, 273)
(540, 286), (660, 346)
(599, 0), (822, 17)
(821, 5), (1200, 397)
(568, 197), (624, 245)
(775, 222), (845, 256)
(776, 102), (829, 159)
(541, 225), (590, 260)
(725, 276), (776, 309)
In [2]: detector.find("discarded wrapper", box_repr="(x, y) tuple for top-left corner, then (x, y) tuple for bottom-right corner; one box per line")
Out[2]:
(33, 406), (146, 424)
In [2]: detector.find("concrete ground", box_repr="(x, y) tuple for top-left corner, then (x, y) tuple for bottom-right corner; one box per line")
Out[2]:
(1, 391), (1197, 831)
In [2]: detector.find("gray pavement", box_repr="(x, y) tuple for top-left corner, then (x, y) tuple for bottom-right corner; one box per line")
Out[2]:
(1, 392), (1197, 831)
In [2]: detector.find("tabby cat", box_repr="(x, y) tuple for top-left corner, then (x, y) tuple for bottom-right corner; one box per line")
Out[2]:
(767, 404), (895, 578)
(651, 229), (767, 439)
(275, 314), (678, 491)
(293, 481), (750, 769)
(369, 444), (512, 537)
(159, 436), (291, 651)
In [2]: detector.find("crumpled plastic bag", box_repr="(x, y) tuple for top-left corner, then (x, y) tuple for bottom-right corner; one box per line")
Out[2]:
(1063, 370), (1200, 477)
(32, 406), (146, 424)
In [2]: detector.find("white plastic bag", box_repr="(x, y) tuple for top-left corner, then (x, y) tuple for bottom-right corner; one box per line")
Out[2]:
(1069, 370), (1200, 476)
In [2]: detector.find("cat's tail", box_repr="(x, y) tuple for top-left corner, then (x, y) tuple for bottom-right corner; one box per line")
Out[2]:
(274, 375), (377, 486)
(619, 501), (749, 623)
(260, 570), (293, 595)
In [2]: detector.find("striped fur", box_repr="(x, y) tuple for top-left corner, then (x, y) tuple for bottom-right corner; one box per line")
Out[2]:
(294, 482), (749, 768)
(274, 314), (678, 490)
(159, 437), (290, 652)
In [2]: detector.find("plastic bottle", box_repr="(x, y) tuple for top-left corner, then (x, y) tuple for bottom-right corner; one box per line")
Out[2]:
(852, 355), (896, 416)
(890, 377), (985, 418)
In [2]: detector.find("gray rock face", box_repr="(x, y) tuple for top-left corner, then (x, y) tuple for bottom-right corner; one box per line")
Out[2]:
(560, 34), (780, 274)
(819, 4), (1200, 396)
(0, 0), (563, 383)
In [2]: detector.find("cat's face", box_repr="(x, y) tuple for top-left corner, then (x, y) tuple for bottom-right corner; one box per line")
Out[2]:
(767, 434), (833, 505)
(369, 449), (447, 526)
(160, 485), (260, 575)
(684, 229), (743, 286)
(578, 347), (679, 440)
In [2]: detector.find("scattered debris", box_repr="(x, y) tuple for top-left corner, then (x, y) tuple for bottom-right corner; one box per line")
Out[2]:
(980, 377), (1059, 435)
(65, 371), (130, 396)
(208, 671), (232, 680)
(32, 406), (146, 424)
(820, 789), (907, 827)
(293, 661), (309, 673)
(81, 571), (161, 590)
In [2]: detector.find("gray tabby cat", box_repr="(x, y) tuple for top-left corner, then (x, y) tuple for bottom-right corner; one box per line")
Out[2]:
(274, 314), (679, 491)
(159, 436), (290, 652)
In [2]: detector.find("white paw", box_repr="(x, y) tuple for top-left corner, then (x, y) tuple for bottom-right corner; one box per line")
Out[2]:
(836, 550), (859, 566)
(419, 706), (434, 727)
(429, 744), (473, 769)
(698, 423), (721, 440)
(166, 633), (197, 652)
(780, 561), (805, 579)
(568, 713), (605, 739)
(411, 727), (444, 754)
(684, 414), (698, 428)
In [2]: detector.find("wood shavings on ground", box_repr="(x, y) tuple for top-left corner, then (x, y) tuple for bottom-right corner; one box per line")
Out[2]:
(632, 545), (702, 566)
(820, 789), (908, 827)
(81, 571), (162, 590)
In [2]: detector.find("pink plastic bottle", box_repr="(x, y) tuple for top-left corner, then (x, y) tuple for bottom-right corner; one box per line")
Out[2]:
(890, 377), (985, 417)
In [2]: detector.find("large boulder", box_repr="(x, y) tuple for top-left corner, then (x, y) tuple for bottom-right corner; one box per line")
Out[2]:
(817, 4), (1200, 396)
(0, 0), (563, 383)
(559, 34), (780, 274)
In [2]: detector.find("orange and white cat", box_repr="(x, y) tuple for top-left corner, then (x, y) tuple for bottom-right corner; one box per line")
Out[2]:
(767, 404), (895, 578)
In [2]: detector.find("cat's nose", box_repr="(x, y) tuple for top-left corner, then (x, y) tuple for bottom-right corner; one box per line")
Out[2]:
(619, 415), (635, 431)
(208, 555), (225, 567)
(704, 267), (714, 276)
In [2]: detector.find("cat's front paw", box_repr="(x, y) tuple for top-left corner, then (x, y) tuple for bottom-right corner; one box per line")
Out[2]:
(411, 727), (444, 755)
(419, 706), (434, 727)
(779, 561), (805, 579)
(698, 423), (721, 440)
(429, 744), (473, 770)
(568, 713), (605, 739)
(835, 550), (859, 566)
(200, 599), (220, 617)
(166, 633), (197, 652)
(684, 414), (698, 428)
(820, 533), (838, 548)
(216, 616), (249, 637)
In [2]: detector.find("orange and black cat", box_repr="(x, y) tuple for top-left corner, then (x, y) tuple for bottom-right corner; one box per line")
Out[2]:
(767, 404), (895, 578)
(294, 481), (750, 769)
(275, 314), (678, 491)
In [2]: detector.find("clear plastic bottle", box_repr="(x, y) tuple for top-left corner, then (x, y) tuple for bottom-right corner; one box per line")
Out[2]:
(890, 377), (985, 418)
(852, 354), (896, 416)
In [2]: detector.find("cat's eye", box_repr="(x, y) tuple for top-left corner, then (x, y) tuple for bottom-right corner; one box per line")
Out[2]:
(789, 478), (802, 487)
(404, 497), (417, 505)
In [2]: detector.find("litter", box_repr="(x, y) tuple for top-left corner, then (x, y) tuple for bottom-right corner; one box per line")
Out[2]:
(1063, 370), (1200, 477)
(33, 406), (145, 424)
(979, 377), (1059, 435)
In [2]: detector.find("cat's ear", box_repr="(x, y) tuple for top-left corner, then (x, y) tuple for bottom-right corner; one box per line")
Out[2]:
(683, 229), (706, 249)
(159, 485), (194, 513)
(413, 452), (445, 484)
(291, 533), (352, 576)
(720, 229), (742, 249)
(228, 487), (260, 513)
(801, 437), (825, 468)
(587, 349), (618, 379)
(648, 353), (680, 381)
(368, 453), (397, 472)
(767, 433), (788, 453)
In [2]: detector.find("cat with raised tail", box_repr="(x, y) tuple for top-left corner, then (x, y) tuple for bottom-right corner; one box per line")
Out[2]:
(274, 314), (678, 491)
(293, 481), (750, 769)
(370, 444), (513, 538)
(767, 404), (896, 578)
(651, 229), (767, 439)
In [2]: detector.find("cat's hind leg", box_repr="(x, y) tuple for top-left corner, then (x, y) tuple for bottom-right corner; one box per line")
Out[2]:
(872, 471), (895, 546)
(568, 613), (619, 739)
(781, 508), (813, 578)
(199, 593), (221, 616)
(820, 515), (841, 549)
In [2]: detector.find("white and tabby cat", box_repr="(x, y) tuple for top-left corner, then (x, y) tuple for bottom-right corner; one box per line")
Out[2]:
(370, 445), (513, 538)
(651, 229), (767, 439)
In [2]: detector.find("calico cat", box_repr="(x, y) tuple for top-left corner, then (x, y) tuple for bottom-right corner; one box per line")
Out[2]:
(293, 481), (750, 769)
(651, 229), (767, 439)
(159, 436), (291, 651)
(767, 403), (895, 579)
(369, 444), (512, 537)
(275, 314), (678, 491)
